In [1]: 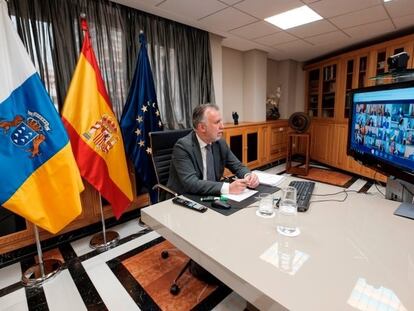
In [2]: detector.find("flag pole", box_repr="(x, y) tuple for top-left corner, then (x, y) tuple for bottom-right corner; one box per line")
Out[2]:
(89, 195), (120, 250)
(22, 224), (62, 287)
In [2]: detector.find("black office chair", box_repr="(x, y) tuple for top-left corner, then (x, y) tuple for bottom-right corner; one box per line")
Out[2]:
(149, 128), (192, 295)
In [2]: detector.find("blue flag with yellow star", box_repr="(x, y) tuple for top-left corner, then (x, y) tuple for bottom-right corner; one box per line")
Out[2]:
(120, 33), (163, 203)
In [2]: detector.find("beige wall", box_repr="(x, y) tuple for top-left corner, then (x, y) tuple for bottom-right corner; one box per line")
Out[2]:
(209, 34), (223, 110)
(266, 59), (305, 119)
(214, 43), (305, 123)
(243, 50), (267, 122)
(222, 47), (244, 123)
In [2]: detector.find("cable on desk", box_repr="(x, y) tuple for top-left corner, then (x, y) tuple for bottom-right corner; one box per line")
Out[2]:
(373, 170), (386, 197)
(310, 190), (348, 204)
(312, 189), (359, 196)
(310, 189), (365, 204)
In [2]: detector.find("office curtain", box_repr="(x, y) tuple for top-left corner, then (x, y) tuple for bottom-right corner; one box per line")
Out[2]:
(7, 0), (214, 128)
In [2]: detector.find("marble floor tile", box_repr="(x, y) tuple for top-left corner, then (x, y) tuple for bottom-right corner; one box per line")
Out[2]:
(346, 178), (369, 192)
(109, 218), (147, 240)
(367, 182), (386, 195)
(0, 263), (21, 289)
(70, 218), (147, 257)
(82, 231), (160, 268)
(211, 292), (246, 311)
(42, 270), (86, 311)
(84, 261), (139, 311)
(0, 288), (28, 311)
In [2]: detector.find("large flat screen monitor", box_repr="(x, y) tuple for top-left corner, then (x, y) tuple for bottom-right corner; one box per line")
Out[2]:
(348, 81), (414, 219)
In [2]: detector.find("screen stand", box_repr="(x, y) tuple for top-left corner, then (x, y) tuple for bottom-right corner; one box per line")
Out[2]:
(386, 176), (414, 220)
(394, 203), (414, 220)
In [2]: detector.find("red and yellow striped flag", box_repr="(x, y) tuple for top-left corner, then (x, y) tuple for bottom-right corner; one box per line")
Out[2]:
(62, 18), (133, 219)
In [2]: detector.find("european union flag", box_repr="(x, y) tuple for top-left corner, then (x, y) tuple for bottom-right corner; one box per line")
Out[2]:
(120, 33), (163, 203)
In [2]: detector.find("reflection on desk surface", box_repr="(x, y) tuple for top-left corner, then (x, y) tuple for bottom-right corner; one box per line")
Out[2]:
(260, 241), (309, 276)
(348, 278), (407, 311)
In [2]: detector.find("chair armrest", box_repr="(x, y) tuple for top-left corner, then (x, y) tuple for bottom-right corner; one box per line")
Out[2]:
(152, 184), (178, 197)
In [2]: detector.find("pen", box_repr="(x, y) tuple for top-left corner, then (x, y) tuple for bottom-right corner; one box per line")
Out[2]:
(200, 196), (220, 202)
(200, 196), (228, 202)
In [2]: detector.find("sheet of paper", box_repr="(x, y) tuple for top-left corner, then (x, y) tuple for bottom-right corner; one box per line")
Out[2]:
(252, 170), (285, 186)
(224, 189), (257, 202)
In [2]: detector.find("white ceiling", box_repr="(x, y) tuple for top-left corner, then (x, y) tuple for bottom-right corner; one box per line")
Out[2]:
(112, 0), (414, 62)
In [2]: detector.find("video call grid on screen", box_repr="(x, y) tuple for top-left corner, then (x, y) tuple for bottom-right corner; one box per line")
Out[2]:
(351, 87), (414, 171)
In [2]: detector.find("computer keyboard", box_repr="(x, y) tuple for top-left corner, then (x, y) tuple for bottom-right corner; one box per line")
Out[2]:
(288, 180), (315, 212)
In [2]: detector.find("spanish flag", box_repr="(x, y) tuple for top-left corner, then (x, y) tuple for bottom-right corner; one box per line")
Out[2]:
(62, 18), (133, 219)
(0, 1), (83, 234)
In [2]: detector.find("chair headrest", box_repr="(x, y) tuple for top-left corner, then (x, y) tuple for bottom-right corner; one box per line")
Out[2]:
(150, 129), (192, 152)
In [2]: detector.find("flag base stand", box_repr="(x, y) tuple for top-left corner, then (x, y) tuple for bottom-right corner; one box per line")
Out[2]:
(89, 230), (120, 251)
(89, 199), (120, 251)
(22, 259), (62, 287)
(21, 225), (62, 287)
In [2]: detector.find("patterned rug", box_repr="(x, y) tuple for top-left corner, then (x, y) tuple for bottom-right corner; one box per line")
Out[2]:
(295, 167), (357, 188)
(109, 237), (231, 311)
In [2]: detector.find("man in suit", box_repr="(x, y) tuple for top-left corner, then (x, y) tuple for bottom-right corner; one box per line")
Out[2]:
(167, 103), (259, 195)
(166, 104), (259, 284)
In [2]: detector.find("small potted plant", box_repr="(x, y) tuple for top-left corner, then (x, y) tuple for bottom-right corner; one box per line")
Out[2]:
(266, 86), (281, 120)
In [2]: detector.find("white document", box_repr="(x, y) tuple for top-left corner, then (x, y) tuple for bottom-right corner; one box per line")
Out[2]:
(224, 189), (257, 202)
(252, 170), (285, 186)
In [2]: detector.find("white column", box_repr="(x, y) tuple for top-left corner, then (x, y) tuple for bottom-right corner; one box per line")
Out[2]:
(209, 33), (223, 111)
(243, 49), (267, 122)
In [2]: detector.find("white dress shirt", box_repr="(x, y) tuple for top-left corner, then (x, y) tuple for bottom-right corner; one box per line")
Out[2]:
(195, 134), (229, 194)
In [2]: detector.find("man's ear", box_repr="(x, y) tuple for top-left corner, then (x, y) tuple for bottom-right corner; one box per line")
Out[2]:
(197, 122), (206, 133)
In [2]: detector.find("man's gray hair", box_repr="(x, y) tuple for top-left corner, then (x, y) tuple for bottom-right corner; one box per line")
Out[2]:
(192, 104), (219, 129)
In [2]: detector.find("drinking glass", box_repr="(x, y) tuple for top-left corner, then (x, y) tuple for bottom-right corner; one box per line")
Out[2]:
(277, 186), (300, 236)
(257, 193), (275, 217)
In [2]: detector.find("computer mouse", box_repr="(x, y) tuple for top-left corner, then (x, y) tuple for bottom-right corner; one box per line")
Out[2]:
(211, 200), (231, 209)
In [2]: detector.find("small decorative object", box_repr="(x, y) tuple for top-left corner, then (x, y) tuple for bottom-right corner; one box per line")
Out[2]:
(232, 111), (239, 125)
(266, 86), (281, 120)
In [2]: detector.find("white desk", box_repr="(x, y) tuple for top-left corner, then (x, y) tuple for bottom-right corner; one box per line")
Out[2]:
(141, 177), (414, 310)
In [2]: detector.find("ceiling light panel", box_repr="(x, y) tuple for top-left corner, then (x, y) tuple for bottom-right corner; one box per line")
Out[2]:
(265, 5), (323, 30)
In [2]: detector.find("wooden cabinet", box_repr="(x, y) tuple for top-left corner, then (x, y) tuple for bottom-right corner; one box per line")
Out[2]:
(310, 121), (331, 163)
(309, 120), (386, 181)
(225, 126), (260, 168)
(269, 124), (289, 161)
(305, 34), (414, 181)
(321, 63), (338, 118)
(368, 39), (414, 86)
(305, 61), (339, 119)
(306, 68), (320, 117)
(224, 120), (289, 170)
(307, 34), (414, 122)
(340, 54), (369, 119)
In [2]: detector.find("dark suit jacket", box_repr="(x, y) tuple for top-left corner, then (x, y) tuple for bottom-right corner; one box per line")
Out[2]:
(166, 131), (250, 195)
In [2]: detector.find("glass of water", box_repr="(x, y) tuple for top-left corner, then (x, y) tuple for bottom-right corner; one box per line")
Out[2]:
(277, 186), (300, 237)
(257, 193), (275, 217)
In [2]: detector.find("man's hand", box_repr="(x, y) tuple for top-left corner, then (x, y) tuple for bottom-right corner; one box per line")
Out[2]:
(245, 173), (259, 188)
(229, 179), (247, 194)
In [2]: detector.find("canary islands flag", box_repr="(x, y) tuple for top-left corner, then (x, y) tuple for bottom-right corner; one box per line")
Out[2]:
(62, 18), (133, 219)
(0, 1), (83, 234)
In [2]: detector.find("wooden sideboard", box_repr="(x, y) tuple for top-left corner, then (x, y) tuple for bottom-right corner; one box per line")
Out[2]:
(223, 120), (289, 170)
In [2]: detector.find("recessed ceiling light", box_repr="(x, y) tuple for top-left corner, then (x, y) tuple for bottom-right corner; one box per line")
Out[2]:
(384, 0), (393, 2)
(264, 5), (323, 30)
